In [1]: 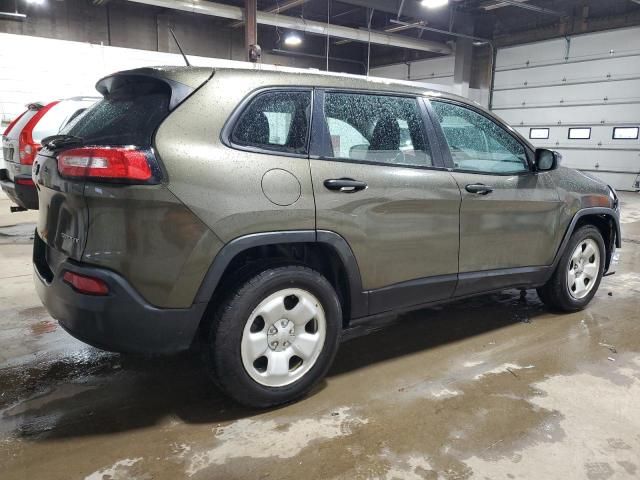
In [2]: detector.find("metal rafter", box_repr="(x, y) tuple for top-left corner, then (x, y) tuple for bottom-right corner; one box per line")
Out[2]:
(482, 0), (564, 16)
(232, 0), (311, 28)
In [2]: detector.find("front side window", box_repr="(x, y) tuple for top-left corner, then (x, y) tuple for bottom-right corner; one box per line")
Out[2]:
(324, 93), (432, 167)
(231, 90), (311, 154)
(431, 101), (529, 174)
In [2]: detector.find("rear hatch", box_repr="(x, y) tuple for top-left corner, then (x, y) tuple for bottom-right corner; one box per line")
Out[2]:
(2, 104), (41, 180)
(33, 67), (213, 272)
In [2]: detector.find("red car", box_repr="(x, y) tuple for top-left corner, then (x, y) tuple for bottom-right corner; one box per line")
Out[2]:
(1, 97), (98, 211)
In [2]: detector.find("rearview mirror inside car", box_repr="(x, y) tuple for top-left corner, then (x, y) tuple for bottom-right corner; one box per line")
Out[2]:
(535, 149), (560, 172)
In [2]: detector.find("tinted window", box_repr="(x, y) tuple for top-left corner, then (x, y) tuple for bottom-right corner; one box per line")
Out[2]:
(61, 80), (171, 147)
(324, 93), (432, 167)
(231, 91), (311, 154)
(431, 101), (528, 174)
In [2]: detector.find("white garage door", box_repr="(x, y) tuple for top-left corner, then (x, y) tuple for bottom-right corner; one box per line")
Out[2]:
(492, 26), (640, 191)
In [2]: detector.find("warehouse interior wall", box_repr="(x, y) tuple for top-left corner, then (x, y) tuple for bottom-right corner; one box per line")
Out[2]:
(0, 0), (363, 97)
(493, 26), (640, 191)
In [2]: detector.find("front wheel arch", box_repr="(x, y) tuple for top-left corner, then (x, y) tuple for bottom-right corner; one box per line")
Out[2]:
(552, 208), (620, 274)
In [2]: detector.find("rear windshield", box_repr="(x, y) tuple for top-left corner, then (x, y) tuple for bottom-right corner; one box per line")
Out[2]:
(61, 80), (171, 147)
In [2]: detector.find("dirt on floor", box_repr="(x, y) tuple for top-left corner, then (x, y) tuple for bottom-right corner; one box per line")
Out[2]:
(1, 192), (639, 480)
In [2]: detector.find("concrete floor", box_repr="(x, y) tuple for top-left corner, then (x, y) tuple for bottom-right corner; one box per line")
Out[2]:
(1, 192), (639, 480)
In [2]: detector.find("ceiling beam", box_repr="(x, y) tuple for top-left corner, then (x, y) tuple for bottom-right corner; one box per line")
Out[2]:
(127, 0), (452, 54)
(335, 0), (430, 20)
(231, 0), (310, 28)
(483, 0), (565, 17)
(481, 0), (530, 11)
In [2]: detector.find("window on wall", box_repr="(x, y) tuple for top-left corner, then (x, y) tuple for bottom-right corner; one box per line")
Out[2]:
(231, 90), (311, 154)
(568, 128), (591, 140)
(529, 128), (550, 140)
(431, 101), (529, 174)
(612, 127), (639, 140)
(323, 93), (432, 167)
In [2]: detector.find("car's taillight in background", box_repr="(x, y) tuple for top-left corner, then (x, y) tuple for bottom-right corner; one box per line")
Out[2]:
(19, 101), (59, 165)
(15, 177), (34, 187)
(57, 147), (154, 182)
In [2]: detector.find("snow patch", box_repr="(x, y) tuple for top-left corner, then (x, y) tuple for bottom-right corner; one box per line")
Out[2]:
(463, 360), (485, 368)
(430, 387), (462, 399)
(474, 363), (534, 380)
(186, 407), (368, 476)
(84, 457), (142, 480)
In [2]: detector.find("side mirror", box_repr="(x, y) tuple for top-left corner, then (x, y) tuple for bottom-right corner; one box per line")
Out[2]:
(534, 148), (560, 172)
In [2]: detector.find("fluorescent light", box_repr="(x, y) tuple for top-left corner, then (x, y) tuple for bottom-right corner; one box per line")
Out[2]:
(421, 0), (449, 8)
(25, 0), (46, 5)
(284, 33), (302, 47)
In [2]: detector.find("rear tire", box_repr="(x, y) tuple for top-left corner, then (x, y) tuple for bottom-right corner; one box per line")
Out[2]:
(537, 225), (605, 312)
(204, 265), (342, 408)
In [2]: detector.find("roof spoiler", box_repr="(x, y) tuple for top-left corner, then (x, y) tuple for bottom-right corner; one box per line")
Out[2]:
(26, 102), (45, 110)
(95, 67), (214, 111)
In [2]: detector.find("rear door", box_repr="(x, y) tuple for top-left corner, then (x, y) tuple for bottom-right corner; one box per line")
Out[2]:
(428, 99), (563, 295)
(309, 90), (461, 316)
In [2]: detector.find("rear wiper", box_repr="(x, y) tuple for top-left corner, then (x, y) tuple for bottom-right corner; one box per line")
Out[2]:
(41, 134), (84, 150)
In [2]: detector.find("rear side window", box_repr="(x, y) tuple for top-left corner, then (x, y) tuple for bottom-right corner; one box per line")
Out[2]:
(323, 93), (432, 167)
(230, 90), (311, 154)
(61, 80), (171, 147)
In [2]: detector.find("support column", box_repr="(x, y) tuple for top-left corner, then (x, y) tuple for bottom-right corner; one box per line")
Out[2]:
(453, 12), (474, 98)
(244, 0), (258, 62)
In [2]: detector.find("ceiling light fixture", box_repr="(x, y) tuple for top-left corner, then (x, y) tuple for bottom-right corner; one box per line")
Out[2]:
(284, 32), (303, 47)
(25, 0), (46, 5)
(421, 0), (449, 8)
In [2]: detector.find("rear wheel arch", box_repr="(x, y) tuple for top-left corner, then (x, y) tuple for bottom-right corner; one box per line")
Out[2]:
(194, 231), (366, 332)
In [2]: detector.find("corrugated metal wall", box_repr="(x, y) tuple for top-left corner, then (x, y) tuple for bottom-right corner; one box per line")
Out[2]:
(369, 56), (489, 106)
(370, 56), (456, 87)
(493, 26), (640, 191)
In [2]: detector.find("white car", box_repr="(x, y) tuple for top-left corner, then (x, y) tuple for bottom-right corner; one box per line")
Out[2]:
(1, 97), (99, 211)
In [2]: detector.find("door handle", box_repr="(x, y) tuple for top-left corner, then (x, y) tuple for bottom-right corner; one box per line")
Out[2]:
(465, 183), (494, 195)
(324, 178), (368, 193)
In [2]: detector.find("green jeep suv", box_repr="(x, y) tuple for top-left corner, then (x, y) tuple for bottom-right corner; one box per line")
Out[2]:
(32, 66), (621, 407)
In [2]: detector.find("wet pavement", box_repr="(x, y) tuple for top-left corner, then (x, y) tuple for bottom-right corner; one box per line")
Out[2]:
(1, 192), (639, 480)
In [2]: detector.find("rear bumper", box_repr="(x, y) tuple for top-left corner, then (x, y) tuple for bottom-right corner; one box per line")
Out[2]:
(0, 173), (38, 210)
(33, 235), (206, 354)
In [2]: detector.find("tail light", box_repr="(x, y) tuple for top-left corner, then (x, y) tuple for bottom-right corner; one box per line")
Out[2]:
(3, 111), (27, 136)
(19, 101), (59, 165)
(63, 271), (109, 295)
(15, 177), (35, 187)
(57, 147), (153, 182)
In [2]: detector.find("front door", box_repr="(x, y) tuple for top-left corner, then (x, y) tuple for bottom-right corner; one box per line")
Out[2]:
(428, 99), (563, 296)
(310, 91), (461, 315)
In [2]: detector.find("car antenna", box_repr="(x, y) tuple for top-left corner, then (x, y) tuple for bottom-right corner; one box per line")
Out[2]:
(169, 28), (191, 67)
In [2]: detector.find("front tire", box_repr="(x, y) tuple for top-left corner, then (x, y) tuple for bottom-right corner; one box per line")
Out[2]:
(537, 225), (605, 312)
(205, 265), (342, 408)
